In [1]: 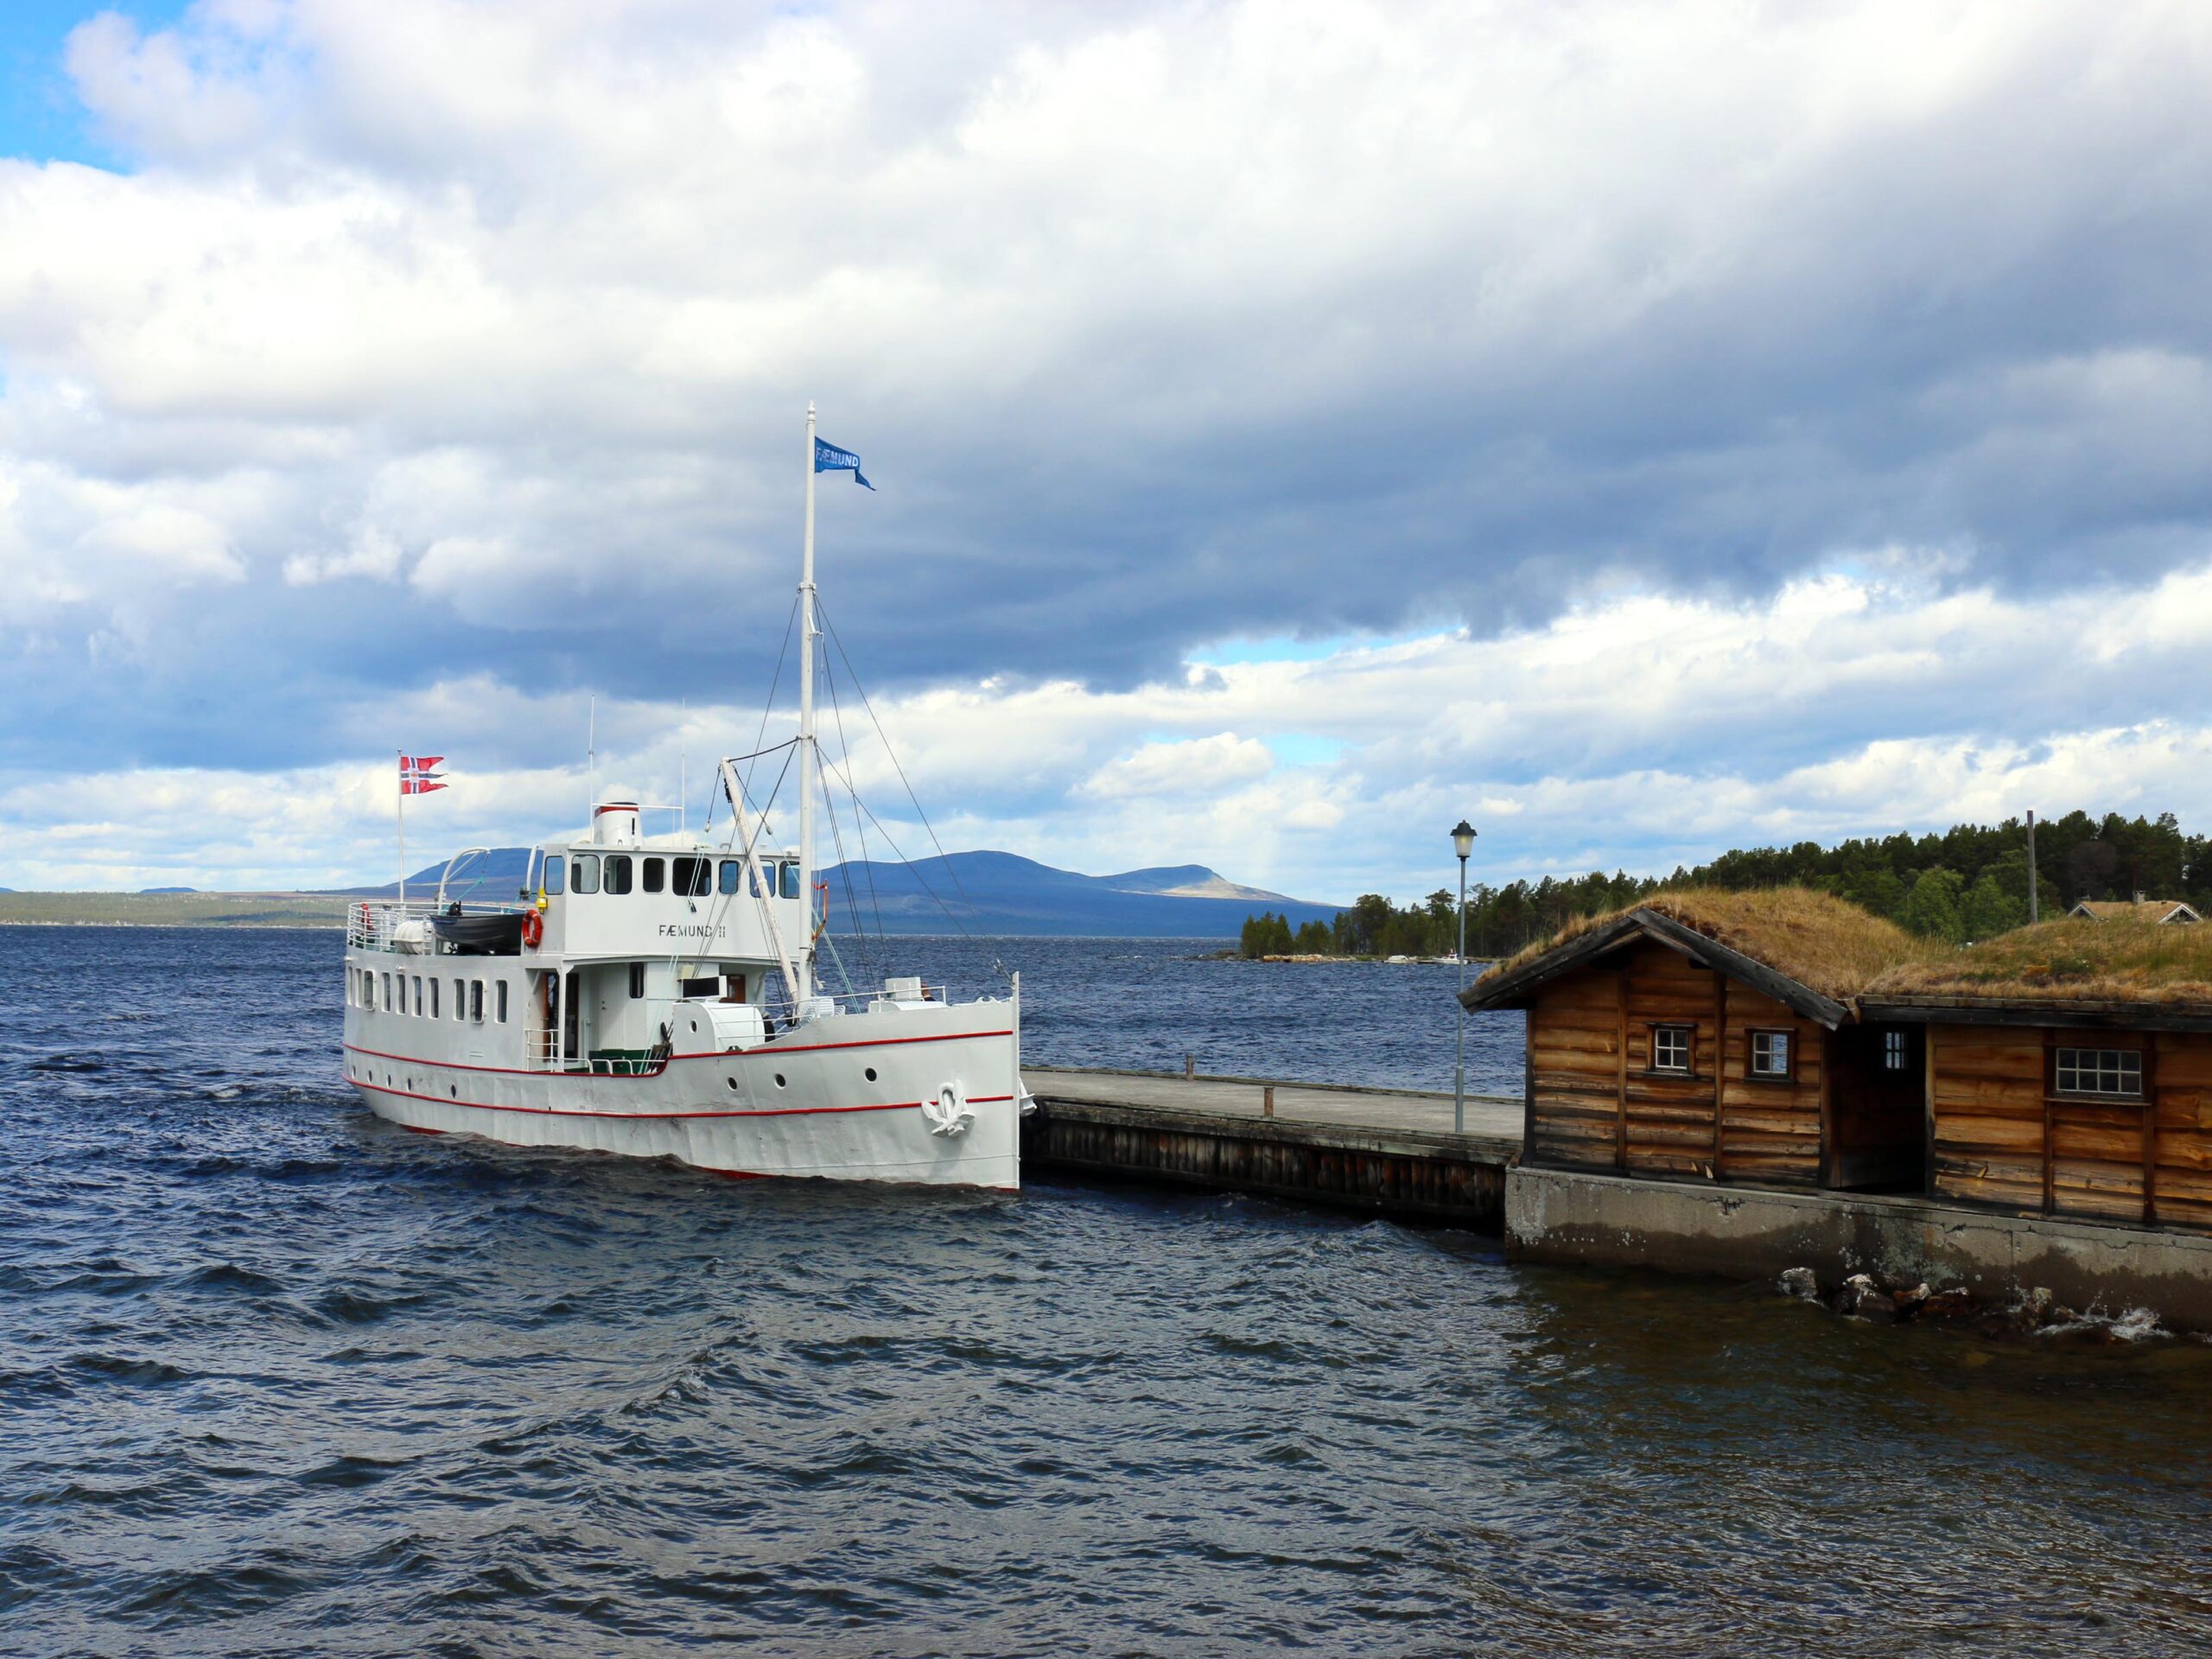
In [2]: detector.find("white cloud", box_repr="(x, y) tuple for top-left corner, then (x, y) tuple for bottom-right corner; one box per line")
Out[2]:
(10, 559), (2211, 899)
(1076, 733), (1273, 799)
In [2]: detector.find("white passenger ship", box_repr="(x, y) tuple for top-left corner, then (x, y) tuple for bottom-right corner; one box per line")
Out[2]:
(340, 410), (1029, 1188)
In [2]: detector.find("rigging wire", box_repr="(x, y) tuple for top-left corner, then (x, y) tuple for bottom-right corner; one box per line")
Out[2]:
(817, 638), (889, 969)
(812, 742), (976, 942)
(816, 598), (986, 928)
(739, 596), (802, 809)
(812, 652), (869, 982)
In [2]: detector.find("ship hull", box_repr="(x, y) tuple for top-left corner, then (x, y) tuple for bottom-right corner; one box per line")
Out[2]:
(341, 998), (1023, 1189)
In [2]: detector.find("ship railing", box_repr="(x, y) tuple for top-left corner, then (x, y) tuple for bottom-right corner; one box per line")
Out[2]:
(345, 897), (520, 951)
(759, 982), (952, 1025)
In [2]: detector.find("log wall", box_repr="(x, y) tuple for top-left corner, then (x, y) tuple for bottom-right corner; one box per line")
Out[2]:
(1930, 1024), (2212, 1230)
(1526, 942), (1825, 1186)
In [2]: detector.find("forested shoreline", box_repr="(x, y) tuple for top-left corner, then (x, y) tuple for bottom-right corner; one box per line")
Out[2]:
(1241, 810), (2208, 962)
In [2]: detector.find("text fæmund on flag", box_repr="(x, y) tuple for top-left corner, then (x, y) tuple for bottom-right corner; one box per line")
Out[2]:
(813, 436), (874, 491)
(400, 755), (448, 797)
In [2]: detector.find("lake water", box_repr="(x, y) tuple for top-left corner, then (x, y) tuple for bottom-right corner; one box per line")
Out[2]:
(4, 926), (2210, 1657)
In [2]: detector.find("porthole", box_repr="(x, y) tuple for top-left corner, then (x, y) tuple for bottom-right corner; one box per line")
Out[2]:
(726, 1077), (740, 1091)
(449, 1085), (458, 1099)
(774, 1073), (787, 1089)
(865, 1067), (878, 1083)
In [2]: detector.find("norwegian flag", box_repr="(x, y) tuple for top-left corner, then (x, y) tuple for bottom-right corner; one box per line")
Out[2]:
(399, 754), (448, 796)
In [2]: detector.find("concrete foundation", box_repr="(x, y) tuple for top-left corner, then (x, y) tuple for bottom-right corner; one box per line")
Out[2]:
(1508, 1164), (2212, 1331)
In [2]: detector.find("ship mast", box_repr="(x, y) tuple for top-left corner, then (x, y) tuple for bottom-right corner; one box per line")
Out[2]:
(796, 402), (818, 1007)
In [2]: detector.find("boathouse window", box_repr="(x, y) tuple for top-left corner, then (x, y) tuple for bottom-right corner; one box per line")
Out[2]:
(496, 981), (508, 1023)
(543, 856), (565, 895)
(470, 981), (484, 1022)
(629, 963), (646, 1000)
(1651, 1025), (1692, 1074)
(604, 855), (633, 895)
(719, 859), (741, 895)
(781, 861), (802, 899)
(1749, 1030), (1791, 1078)
(571, 853), (600, 894)
(2055, 1047), (2143, 1098)
(1882, 1029), (1909, 1071)
(643, 856), (664, 893)
(429, 977), (440, 1019)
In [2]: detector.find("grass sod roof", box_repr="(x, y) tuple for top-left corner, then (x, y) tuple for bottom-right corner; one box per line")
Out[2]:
(1474, 887), (1939, 1007)
(1866, 918), (2212, 1007)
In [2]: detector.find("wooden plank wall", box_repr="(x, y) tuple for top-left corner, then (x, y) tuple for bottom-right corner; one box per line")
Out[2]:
(1620, 944), (1719, 1178)
(2157, 1034), (2212, 1230)
(1715, 983), (1824, 1186)
(1524, 967), (1622, 1171)
(1526, 943), (1822, 1185)
(1930, 1025), (2212, 1230)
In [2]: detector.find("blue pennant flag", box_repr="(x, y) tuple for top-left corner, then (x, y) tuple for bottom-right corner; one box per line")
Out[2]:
(814, 436), (874, 491)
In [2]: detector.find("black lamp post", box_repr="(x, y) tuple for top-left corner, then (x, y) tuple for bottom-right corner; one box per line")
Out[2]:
(1452, 820), (1477, 1133)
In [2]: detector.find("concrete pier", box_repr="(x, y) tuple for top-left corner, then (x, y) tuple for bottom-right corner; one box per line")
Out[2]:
(1022, 1066), (1521, 1227)
(1506, 1164), (2212, 1330)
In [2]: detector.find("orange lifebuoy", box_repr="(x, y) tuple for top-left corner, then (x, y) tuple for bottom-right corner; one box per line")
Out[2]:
(521, 910), (543, 949)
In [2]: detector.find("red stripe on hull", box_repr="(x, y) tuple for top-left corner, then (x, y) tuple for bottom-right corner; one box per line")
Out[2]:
(347, 1076), (1014, 1122)
(341, 1027), (1014, 1079)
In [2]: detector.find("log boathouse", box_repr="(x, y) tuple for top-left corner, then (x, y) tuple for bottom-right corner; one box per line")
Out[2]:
(1468, 891), (2212, 1325)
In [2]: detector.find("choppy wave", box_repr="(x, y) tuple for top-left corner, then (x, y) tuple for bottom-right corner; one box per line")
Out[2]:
(4, 926), (2212, 1656)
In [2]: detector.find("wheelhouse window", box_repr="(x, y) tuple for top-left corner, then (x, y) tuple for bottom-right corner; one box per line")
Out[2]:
(1749, 1030), (1791, 1078)
(1651, 1025), (1692, 1074)
(571, 853), (600, 893)
(543, 855), (565, 895)
(1882, 1029), (1910, 1071)
(2056, 1047), (2143, 1098)
(719, 859), (741, 895)
(604, 855), (633, 895)
(643, 856), (665, 893)
(781, 860), (802, 899)
(673, 856), (709, 897)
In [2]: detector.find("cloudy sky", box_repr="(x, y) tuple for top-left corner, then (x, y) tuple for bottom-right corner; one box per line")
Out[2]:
(2, 0), (2209, 902)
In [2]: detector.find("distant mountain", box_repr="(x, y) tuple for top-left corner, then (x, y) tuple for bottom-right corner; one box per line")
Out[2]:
(822, 851), (1341, 937)
(331, 848), (537, 899)
(137, 886), (199, 894)
(1102, 864), (1297, 903)
(331, 846), (1340, 936)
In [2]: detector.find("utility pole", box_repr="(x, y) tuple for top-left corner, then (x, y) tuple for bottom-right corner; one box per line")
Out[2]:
(2027, 809), (2039, 925)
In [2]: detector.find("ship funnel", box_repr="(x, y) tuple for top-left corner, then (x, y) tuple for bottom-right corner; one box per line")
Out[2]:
(593, 791), (640, 846)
